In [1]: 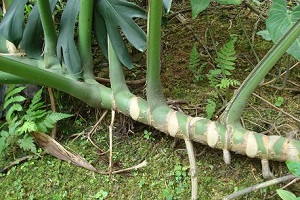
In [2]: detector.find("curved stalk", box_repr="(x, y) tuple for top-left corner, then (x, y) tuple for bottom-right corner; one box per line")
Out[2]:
(108, 36), (135, 112)
(221, 19), (300, 125)
(36, 0), (59, 68)
(146, 0), (166, 109)
(0, 56), (103, 107)
(78, 0), (95, 82)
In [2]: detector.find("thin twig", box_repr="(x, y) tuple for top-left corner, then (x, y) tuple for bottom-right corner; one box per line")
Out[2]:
(0, 155), (35, 173)
(86, 110), (108, 153)
(109, 109), (115, 176)
(243, 0), (267, 18)
(262, 62), (299, 86)
(268, 177), (300, 199)
(47, 87), (57, 139)
(252, 93), (300, 123)
(224, 175), (298, 200)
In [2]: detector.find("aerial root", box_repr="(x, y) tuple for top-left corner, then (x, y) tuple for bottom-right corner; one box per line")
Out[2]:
(184, 139), (198, 200)
(261, 159), (274, 180)
(108, 109), (115, 176)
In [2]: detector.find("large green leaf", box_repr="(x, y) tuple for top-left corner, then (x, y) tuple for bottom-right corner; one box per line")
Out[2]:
(0, 0), (27, 47)
(266, 0), (300, 61)
(56, 0), (82, 79)
(21, 0), (58, 59)
(93, 5), (108, 60)
(94, 0), (146, 69)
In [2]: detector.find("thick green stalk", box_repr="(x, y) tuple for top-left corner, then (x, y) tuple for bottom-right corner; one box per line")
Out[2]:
(221, 19), (300, 125)
(108, 37), (129, 94)
(146, 0), (166, 109)
(0, 56), (103, 107)
(78, 0), (95, 82)
(108, 36), (135, 112)
(36, 0), (59, 68)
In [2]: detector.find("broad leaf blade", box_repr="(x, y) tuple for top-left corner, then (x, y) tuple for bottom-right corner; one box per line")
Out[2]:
(94, 0), (146, 69)
(267, 0), (300, 61)
(190, 0), (211, 19)
(93, 8), (108, 59)
(0, 0), (27, 46)
(276, 189), (297, 200)
(56, 0), (82, 79)
(22, 0), (58, 59)
(286, 161), (300, 177)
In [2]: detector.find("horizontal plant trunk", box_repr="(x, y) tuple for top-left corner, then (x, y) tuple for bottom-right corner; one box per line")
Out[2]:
(98, 86), (300, 162)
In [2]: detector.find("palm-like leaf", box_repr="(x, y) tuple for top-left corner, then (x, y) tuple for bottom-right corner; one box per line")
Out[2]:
(0, 0), (27, 47)
(93, 0), (147, 69)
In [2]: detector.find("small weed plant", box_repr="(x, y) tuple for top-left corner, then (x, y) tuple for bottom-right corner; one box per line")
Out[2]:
(0, 85), (72, 157)
(187, 35), (240, 118)
(163, 163), (190, 199)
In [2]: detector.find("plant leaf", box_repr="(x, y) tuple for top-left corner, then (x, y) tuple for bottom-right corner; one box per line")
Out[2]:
(276, 189), (297, 200)
(94, 0), (146, 69)
(163, 0), (172, 13)
(266, 0), (300, 61)
(0, 0), (27, 46)
(18, 134), (37, 153)
(22, 0), (58, 59)
(256, 30), (271, 41)
(286, 161), (300, 177)
(3, 95), (26, 110)
(190, 0), (211, 19)
(6, 103), (23, 122)
(56, 0), (82, 79)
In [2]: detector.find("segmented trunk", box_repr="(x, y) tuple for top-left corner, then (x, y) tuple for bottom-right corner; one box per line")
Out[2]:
(99, 89), (300, 162)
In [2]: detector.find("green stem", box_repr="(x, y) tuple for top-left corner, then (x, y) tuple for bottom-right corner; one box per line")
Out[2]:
(36, 0), (58, 68)
(0, 56), (103, 107)
(108, 37), (130, 94)
(108, 36), (135, 112)
(78, 0), (95, 82)
(146, 0), (166, 109)
(222, 19), (300, 125)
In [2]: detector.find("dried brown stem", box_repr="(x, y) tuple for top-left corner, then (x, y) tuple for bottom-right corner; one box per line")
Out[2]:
(47, 87), (57, 138)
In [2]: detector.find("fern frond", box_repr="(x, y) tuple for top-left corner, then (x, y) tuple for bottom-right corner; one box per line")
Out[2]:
(4, 95), (26, 110)
(29, 88), (43, 108)
(6, 104), (23, 122)
(18, 134), (36, 153)
(216, 78), (240, 89)
(188, 44), (200, 71)
(4, 85), (26, 102)
(36, 112), (72, 133)
(187, 44), (206, 82)
(215, 35), (237, 77)
(18, 121), (38, 134)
